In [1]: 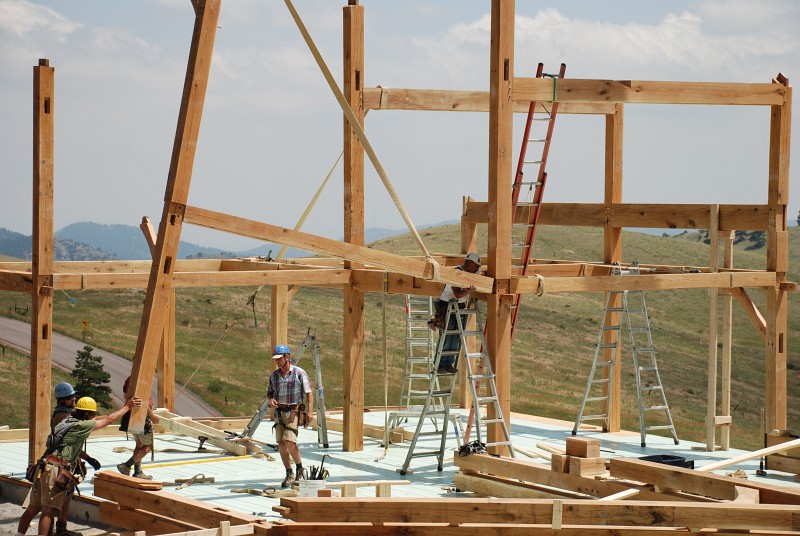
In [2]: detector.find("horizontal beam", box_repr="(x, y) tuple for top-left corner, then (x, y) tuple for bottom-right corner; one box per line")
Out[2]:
(362, 87), (617, 114)
(513, 78), (788, 106)
(276, 497), (800, 529)
(183, 204), (494, 293)
(464, 202), (770, 231)
(0, 271), (33, 293)
(0, 259), (222, 274)
(512, 271), (777, 294)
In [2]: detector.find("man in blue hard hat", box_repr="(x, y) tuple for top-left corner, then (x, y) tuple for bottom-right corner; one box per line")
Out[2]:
(267, 344), (314, 488)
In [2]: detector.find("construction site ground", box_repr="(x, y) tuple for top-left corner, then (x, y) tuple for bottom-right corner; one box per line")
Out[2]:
(1, 409), (797, 533)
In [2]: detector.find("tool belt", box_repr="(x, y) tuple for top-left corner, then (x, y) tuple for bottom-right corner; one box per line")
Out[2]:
(46, 455), (71, 467)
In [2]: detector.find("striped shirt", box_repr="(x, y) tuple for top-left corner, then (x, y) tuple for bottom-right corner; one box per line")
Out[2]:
(267, 364), (312, 406)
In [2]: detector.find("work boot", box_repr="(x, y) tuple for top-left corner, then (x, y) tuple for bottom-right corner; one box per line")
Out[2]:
(132, 471), (153, 480)
(281, 470), (295, 488)
(116, 462), (131, 476)
(55, 524), (82, 536)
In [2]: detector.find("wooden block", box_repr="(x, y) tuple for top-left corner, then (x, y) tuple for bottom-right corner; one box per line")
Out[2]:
(565, 437), (600, 458)
(551, 454), (570, 473)
(95, 469), (163, 490)
(766, 431), (800, 457)
(568, 456), (606, 477)
(766, 454), (800, 474)
(391, 430), (404, 444)
(317, 489), (333, 497)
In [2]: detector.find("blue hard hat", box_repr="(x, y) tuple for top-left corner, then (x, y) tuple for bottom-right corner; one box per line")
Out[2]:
(54, 382), (76, 399)
(272, 344), (291, 357)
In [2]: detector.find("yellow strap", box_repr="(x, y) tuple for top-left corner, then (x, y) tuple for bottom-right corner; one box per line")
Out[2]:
(283, 0), (432, 262)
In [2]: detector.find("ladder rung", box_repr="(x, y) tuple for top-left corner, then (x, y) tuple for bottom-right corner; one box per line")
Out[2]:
(484, 441), (513, 448)
(523, 159), (543, 165)
(580, 414), (608, 421)
(643, 405), (668, 411)
(597, 343), (618, 349)
(640, 386), (663, 392)
(638, 366), (657, 372)
(586, 396), (609, 402)
(526, 138), (547, 143)
(645, 425), (676, 431)
(634, 347), (656, 353)
(479, 418), (507, 425)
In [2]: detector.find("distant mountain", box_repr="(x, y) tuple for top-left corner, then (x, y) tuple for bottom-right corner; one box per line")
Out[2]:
(0, 227), (116, 261)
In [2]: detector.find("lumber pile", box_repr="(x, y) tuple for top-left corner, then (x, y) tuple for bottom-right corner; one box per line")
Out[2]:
(765, 429), (800, 476)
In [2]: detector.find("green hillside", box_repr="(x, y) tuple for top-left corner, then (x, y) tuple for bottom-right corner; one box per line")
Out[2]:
(1, 225), (798, 450)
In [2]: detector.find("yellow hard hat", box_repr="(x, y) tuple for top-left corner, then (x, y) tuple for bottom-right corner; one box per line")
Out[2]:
(75, 396), (97, 412)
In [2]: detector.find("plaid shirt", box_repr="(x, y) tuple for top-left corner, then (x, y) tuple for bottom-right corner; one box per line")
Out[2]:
(267, 364), (311, 406)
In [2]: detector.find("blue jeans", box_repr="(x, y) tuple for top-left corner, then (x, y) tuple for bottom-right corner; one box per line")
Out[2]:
(437, 303), (462, 367)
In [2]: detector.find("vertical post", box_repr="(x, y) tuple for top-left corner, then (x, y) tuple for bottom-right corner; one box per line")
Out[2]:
(486, 0), (514, 454)
(720, 230), (734, 450)
(706, 204), (720, 452)
(602, 104), (623, 432)
(127, 0), (221, 432)
(342, 0), (365, 451)
(271, 285), (289, 350)
(460, 196), (478, 409)
(765, 76), (791, 432)
(30, 58), (55, 461)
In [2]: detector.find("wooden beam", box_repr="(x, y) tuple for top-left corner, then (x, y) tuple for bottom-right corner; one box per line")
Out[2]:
(276, 497), (799, 529)
(29, 58), (55, 461)
(99, 501), (203, 534)
(730, 288), (767, 340)
(152, 409), (247, 455)
(271, 285), (289, 351)
(0, 271), (33, 293)
(511, 271), (776, 294)
(128, 0), (220, 433)
(362, 87), (617, 114)
(463, 201), (770, 231)
(342, 2), (366, 453)
(707, 205), (720, 452)
(720, 232), (734, 450)
(609, 457), (800, 504)
(513, 78), (788, 106)
(183, 204), (493, 293)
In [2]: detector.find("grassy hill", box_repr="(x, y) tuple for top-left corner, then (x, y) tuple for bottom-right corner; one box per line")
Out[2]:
(1, 225), (798, 450)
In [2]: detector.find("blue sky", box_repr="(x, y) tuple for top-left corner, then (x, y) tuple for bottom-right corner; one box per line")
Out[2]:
(1, 1), (798, 250)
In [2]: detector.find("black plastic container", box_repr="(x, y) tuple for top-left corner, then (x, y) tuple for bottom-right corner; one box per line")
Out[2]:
(639, 454), (694, 469)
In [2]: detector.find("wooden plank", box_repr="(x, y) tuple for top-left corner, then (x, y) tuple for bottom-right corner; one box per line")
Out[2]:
(568, 457), (606, 477)
(99, 501), (203, 534)
(276, 497), (800, 529)
(610, 457), (800, 504)
(30, 58), (55, 461)
(153, 409), (247, 455)
(183, 205), (494, 294)
(127, 0), (221, 434)
(93, 478), (262, 528)
(699, 436), (800, 472)
(513, 77), (788, 106)
(0, 271), (33, 293)
(463, 202), (770, 231)
(361, 87), (617, 114)
(454, 471), (591, 500)
(95, 469), (163, 490)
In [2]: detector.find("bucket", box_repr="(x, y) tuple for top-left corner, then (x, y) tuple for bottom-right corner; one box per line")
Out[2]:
(639, 454), (694, 469)
(298, 479), (327, 497)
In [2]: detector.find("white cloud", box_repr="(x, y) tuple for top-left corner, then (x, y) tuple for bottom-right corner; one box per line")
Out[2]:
(0, 0), (81, 40)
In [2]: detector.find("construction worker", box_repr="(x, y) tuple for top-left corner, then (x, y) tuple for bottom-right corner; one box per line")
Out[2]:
(16, 383), (101, 536)
(116, 375), (160, 480)
(18, 395), (141, 536)
(267, 344), (314, 488)
(434, 252), (481, 374)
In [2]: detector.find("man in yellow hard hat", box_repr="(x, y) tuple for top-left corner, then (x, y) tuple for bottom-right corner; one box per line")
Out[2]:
(17, 395), (141, 536)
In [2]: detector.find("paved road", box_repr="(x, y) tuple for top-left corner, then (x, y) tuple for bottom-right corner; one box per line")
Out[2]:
(0, 317), (220, 418)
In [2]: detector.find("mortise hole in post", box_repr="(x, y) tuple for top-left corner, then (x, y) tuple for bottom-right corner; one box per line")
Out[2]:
(779, 333), (784, 354)
(170, 214), (177, 225)
(44, 97), (51, 114)
(163, 256), (172, 274)
(42, 324), (48, 340)
(504, 59), (509, 81)
(355, 70), (361, 91)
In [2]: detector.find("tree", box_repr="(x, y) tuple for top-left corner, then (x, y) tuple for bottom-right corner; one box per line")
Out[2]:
(796, 208), (799, 226)
(72, 345), (112, 409)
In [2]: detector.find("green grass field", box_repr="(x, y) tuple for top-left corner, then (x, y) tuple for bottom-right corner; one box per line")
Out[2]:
(1, 225), (798, 450)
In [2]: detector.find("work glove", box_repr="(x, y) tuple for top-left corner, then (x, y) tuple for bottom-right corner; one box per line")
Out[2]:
(85, 456), (101, 471)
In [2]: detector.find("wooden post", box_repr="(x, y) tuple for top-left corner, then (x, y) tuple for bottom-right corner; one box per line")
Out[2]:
(141, 216), (175, 411)
(29, 58), (55, 461)
(707, 204), (720, 452)
(765, 75), (791, 432)
(720, 230), (734, 450)
(602, 103), (623, 432)
(271, 285), (289, 351)
(342, 1), (365, 451)
(486, 0), (515, 454)
(127, 1), (220, 432)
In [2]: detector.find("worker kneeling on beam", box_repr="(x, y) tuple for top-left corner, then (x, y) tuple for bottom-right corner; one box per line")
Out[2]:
(267, 344), (314, 488)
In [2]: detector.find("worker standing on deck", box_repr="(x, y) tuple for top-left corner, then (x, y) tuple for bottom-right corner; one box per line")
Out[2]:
(267, 344), (314, 488)
(17, 395), (141, 536)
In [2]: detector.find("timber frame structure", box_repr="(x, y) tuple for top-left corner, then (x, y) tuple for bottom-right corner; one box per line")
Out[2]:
(2, 1), (793, 466)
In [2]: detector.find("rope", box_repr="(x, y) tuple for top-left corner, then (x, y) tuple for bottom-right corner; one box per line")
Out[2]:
(374, 271), (390, 462)
(283, 0), (434, 264)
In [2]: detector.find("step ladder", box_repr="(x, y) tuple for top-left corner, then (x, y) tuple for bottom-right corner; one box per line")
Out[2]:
(385, 296), (462, 445)
(572, 263), (679, 447)
(510, 62), (566, 338)
(400, 300), (513, 475)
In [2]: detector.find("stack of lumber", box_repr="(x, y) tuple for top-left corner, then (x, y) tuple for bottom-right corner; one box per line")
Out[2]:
(551, 437), (606, 477)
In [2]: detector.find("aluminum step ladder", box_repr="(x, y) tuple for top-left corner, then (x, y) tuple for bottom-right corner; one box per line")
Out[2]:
(400, 300), (512, 475)
(573, 263), (679, 447)
(385, 296), (462, 446)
